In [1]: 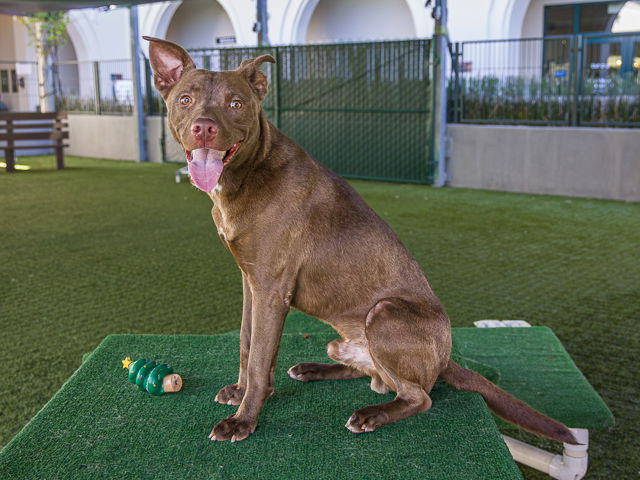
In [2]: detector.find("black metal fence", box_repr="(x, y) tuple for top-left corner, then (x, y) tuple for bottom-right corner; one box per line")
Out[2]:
(449, 32), (640, 127)
(53, 59), (135, 114)
(155, 40), (436, 184)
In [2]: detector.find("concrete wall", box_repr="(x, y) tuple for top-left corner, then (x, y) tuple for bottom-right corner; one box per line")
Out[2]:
(145, 115), (164, 164)
(66, 114), (170, 163)
(66, 114), (137, 160)
(65, 116), (639, 202)
(447, 124), (640, 202)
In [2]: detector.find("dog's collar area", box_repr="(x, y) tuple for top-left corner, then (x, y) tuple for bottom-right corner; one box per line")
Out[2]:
(185, 141), (242, 165)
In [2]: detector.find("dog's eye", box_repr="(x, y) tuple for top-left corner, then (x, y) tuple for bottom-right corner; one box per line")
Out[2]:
(230, 100), (242, 110)
(179, 95), (192, 106)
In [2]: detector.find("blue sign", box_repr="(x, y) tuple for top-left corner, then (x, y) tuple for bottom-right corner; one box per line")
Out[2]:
(554, 70), (567, 78)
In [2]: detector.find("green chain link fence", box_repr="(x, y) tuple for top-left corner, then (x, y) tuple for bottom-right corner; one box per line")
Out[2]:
(151, 39), (435, 184)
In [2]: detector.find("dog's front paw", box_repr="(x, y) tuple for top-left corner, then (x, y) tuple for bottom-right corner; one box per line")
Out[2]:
(345, 406), (390, 434)
(214, 384), (245, 405)
(209, 414), (256, 442)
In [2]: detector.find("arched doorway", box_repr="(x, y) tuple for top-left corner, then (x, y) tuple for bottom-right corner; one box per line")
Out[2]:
(165, 0), (236, 50)
(305, 0), (417, 44)
(54, 36), (80, 104)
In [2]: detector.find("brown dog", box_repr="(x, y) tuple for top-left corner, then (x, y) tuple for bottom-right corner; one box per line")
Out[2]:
(144, 36), (577, 445)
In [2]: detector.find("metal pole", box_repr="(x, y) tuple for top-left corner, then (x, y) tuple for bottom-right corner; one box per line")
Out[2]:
(129, 5), (147, 162)
(35, 20), (48, 112)
(431, 0), (448, 187)
(257, 0), (270, 46)
(93, 61), (101, 115)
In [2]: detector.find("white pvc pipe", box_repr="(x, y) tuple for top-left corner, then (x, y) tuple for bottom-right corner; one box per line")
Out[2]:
(502, 429), (589, 480)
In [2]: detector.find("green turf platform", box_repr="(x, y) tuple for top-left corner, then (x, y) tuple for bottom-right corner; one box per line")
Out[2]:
(452, 327), (614, 430)
(0, 330), (522, 479)
(0, 313), (613, 480)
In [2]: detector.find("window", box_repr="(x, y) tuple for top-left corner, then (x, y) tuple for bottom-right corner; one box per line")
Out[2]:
(544, 2), (640, 78)
(580, 3), (623, 32)
(544, 1), (635, 35)
(585, 41), (623, 78)
(0, 70), (9, 93)
(546, 6), (574, 35)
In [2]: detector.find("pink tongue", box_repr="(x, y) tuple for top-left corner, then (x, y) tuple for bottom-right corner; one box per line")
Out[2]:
(188, 148), (225, 192)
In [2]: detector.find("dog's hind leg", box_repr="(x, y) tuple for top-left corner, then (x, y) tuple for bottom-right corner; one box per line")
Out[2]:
(345, 297), (450, 433)
(288, 339), (389, 393)
(288, 362), (365, 382)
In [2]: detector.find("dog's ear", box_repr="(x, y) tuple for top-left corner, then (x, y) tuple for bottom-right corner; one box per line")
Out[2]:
(236, 54), (276, 100)
(143, 36), (196, 98)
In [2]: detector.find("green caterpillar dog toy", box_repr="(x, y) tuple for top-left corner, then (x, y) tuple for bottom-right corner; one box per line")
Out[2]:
(122, 357), (183, 395)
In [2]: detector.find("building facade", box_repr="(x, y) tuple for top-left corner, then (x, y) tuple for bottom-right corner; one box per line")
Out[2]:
(1, 0), (639, 60)
(0, 1), (638, 113)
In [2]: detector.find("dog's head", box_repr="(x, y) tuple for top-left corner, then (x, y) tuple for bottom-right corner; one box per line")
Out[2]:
(144, 36), (275, 193)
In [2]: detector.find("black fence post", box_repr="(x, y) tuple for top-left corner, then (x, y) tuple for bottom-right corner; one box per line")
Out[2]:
(160, 101), (167, 163)
(451, 41), (462, 123)
(272, 46), (281, 129)
(144, 57), (154, 115)
(569, 35), (579, 126)
(573, 34), (584, 127)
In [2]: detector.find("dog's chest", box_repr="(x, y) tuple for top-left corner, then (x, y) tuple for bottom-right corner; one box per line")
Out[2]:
(211, 205), (232, 243)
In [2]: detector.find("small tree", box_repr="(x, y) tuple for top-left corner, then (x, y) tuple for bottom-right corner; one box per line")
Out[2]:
(20, 12), (69, 112)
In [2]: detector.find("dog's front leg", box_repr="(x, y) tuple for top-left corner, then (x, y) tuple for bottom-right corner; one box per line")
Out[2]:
(214, 272), (253, 405)
(209, 287), (288, 442)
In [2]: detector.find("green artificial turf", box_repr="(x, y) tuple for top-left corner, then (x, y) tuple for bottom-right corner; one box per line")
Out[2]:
(1, 156), (638, 479)
(0, 331), (522, 480)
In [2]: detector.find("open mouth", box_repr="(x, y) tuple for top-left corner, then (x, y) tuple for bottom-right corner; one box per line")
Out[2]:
(185, 141), (242, 166)
(184, 141), (242, 192)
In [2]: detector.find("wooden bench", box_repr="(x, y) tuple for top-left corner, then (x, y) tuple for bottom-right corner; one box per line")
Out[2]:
(0, 112), (69, 172)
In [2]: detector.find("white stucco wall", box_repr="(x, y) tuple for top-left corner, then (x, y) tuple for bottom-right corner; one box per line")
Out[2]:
(138, 0), (257, 50)
(57, 0), (487, 58)
(0, 15), (16, 59)
(5, 0), (640, 66)
(613, 1), (640, 32)
(0, 15), (38, 111)
(67, 8), (131, 61)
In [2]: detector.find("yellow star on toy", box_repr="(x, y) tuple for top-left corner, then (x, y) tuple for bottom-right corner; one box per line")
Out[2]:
(122, 357), (133, 369)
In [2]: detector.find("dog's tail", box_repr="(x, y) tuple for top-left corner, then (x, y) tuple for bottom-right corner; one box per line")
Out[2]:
(440, 360), (578, 444)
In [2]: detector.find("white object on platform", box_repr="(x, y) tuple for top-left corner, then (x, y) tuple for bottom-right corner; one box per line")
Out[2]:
(473, 320), (531, 328)
(502, 428), (589, 480)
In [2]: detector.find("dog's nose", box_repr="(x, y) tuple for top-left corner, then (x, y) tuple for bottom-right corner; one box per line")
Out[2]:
(191, 118), (217, 144)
